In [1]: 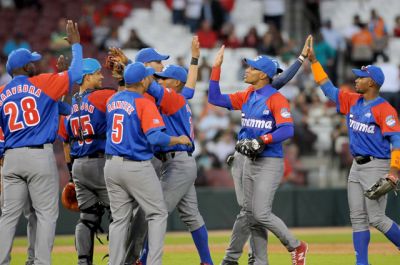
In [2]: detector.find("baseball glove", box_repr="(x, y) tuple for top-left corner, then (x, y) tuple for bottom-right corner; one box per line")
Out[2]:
(235, 138), (265, 159)
(364, 174), (399, 200)
(61, 181), (79, 212)
(104, 47), (129, 81)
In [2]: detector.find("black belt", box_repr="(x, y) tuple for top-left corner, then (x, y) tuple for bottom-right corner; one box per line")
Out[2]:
(26, 145), (44, 149)
(354, 156), (374, 165)
(105, 155), (144, 162)
(72, 152), (105, 159)
(154, 151), (192, 162)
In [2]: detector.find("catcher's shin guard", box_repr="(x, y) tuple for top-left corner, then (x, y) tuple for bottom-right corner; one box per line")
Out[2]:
(75, 203), (106, 265)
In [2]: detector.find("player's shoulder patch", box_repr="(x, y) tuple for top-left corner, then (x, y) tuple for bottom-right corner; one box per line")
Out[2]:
(280, 107), (291, 118)
(385, 115), (396, 127)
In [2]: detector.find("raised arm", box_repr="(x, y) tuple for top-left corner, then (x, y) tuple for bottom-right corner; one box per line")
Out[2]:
(272, 35), (311, 89)
(208, 45), (233, 109)
(64, 20), (83, 86)
(308, 36), (339, 103)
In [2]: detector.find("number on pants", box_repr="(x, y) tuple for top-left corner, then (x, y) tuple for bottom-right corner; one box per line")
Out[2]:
(4, 96), (40, 132)
(111, 114), (124, 144)
(70, 115), (95, 145)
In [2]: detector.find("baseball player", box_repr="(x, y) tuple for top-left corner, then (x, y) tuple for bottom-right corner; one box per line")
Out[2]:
(308, 37), (400, 265)
(116, 46), (196, 265)
(221, 36), (312, 265)
(134, 37), (213, 265)
(0, 20), (82, 265)
(58, 58), (116, 265)
(208, 46), (308, 265)
(104, 62), (191, 265)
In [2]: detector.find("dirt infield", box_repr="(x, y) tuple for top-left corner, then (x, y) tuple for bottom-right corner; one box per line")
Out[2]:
(11, 227), (399, 255)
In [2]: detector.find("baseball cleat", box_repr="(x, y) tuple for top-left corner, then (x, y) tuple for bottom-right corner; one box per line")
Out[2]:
(291, 241), (308, 265)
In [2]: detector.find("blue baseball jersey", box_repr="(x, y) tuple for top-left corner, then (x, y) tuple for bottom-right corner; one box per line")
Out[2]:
(229, 85), (293, 158)
(105, 90), (166, 161)
(337, 90), (400, 158)
(0, 73), (69, 149)
(147, 85), (194, 153)
(61, 89), (116, 158)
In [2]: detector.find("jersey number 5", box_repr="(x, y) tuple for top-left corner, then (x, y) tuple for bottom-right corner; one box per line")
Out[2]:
(111, 114), (124, 144)
(4, 96), (40, 132)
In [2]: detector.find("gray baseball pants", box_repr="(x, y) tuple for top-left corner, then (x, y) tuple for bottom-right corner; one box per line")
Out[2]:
(0, 145), (59, 265)
(243, 156), (300, 265)
(72, 156), (110, 265)
(348, 159), (394, 233)
(222, 152), (267, 264)
(104, 156), (167, 265)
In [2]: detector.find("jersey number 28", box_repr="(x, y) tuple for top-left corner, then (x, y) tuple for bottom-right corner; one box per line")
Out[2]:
(4, 96), (40, 132)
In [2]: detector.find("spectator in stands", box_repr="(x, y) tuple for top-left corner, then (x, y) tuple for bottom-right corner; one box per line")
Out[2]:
(376, 57), (400, 111)
(206, 129), (236, 163)
(103, 0), (132, 20)
(242, 26), (260, 48)
(198, 56), (212, 81)
(0, 64), (11, 85)
(321, 20), (345, 83)
(197, 20), (218, 48)
(185, 0), (203, 33)
(49, 18), (70, 56)
(92, 17), (112, 49)
(219, 0), (235, 21)
(351, 23), (374, 68)
(176, 56), (188, 71)
(82, 3), (102, 26)
(195, 142), (222, 186)
(257, 24), (284, 56)
(304, 0), (321, 32)
(313, 32), (336, 73)
(202, 0), (226, 32)
(394, 16), (400, 37)
(104, 28), (123, 49)
(219, 22), (240, 48)
(78, 17), (93, 44)
(170, 0), (186, 25)
(123, 29), (148, 49)
(262, 0), (285, 31)
(343, 15), (362, 65)
(2, 32), (30, 56)
(369, 9), (389, 61)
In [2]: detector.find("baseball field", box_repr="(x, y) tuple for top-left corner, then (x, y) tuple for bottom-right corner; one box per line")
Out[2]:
(9, 227), (399, 265)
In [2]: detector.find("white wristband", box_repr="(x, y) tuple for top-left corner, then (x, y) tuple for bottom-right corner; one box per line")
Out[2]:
(298, 55), (305, 62)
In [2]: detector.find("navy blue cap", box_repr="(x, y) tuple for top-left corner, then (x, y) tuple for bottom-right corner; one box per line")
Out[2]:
(124, 62), (155, 85)
(77, 58), (102, 85)
(154, 65), (187, 83)
(352, 65), (385, 86)
(6, 48), (42, 76)
(135, 48), (169, 63)
(244, 55), (277, 78)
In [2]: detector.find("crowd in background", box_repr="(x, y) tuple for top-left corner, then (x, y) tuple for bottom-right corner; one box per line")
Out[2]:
(1, 0), (400, 188)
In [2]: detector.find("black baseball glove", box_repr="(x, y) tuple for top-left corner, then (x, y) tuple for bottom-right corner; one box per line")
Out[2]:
(235, 138), (265, 159)
(364, 174), (399, 200)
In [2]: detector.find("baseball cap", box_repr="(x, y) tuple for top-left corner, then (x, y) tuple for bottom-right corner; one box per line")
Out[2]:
(154, 65), (188, 83)
(272, 59), (283, 74)
(124, 62), (155, 85)
(6, 48), (42, 76)
(244, 55), (277, 78)
(352, 65), (385, 86)
(77, 58), (102, 85)
(135, 48), (169, 63)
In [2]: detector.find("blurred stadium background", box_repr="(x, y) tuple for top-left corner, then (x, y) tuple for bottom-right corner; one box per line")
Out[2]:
(2, 0), (400, 254)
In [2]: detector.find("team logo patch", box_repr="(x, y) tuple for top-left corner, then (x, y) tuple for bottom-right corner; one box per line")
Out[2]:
(153, 119), (160, 124)
(280, 108), (291, 118)
(364, 112), (372, 118)
(386, 115), (396, 127)
(263, 109), (270, 115)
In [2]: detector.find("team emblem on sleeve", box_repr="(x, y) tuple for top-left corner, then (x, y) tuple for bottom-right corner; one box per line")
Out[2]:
(386, 115), (396, 127)
(280, 108), (291, 118)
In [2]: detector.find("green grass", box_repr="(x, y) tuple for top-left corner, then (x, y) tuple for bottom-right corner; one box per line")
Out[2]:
(9, 229), (400, 265)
